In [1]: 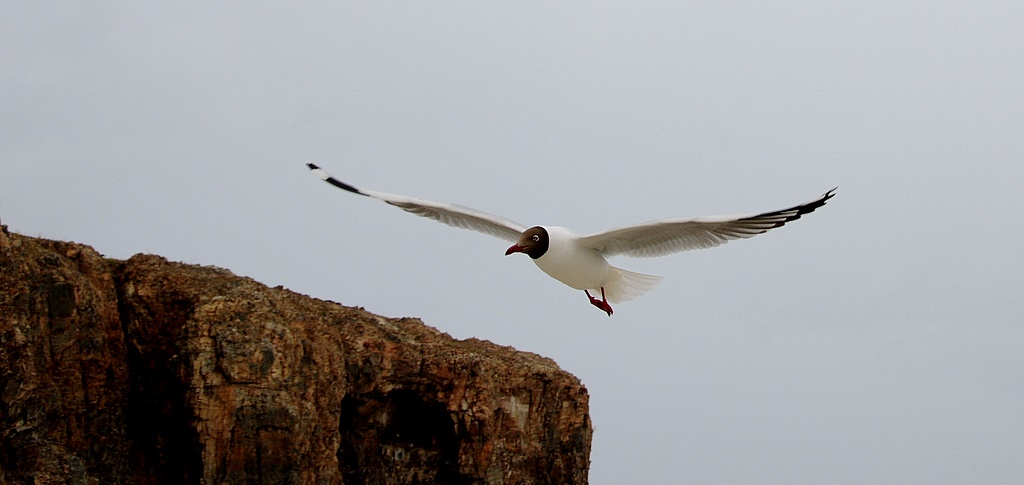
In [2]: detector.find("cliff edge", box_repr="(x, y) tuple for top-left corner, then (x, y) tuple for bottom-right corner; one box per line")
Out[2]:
(0, 227), (591, 484)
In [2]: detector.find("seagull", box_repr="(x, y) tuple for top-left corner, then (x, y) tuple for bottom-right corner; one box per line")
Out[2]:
(308, 163), (835, 316)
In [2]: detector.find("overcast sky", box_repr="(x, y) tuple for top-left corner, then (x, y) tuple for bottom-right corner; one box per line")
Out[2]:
(3, 2), (1023, 483)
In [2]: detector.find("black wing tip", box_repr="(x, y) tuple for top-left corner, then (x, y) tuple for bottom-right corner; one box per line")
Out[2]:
(306, 163), (368, 196)
(795, 187), (838, 215)
(739, 186), (837, 225)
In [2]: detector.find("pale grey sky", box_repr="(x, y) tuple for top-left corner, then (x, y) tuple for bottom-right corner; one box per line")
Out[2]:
(3, 2), (1023, 483)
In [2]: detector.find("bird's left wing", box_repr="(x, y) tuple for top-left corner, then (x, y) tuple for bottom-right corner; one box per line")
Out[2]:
(307, 163), (528, 242)
(577, 188), (836, 258)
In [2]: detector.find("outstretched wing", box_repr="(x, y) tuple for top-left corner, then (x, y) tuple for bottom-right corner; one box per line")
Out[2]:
(577, 188), (836, 258)
(307, 163), (528, 242)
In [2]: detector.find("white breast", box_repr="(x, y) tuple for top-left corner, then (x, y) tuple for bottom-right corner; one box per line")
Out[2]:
(532, 226), (613, 290)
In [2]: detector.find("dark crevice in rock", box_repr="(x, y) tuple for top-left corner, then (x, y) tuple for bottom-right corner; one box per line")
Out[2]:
(114, 261), (203, 484)
(339, 388), (463, 484)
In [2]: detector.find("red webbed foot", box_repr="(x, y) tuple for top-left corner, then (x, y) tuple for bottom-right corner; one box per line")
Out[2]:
(585, 289), (614, 317)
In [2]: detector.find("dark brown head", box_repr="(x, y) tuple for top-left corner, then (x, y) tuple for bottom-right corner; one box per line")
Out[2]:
(505, 226), (549, 259)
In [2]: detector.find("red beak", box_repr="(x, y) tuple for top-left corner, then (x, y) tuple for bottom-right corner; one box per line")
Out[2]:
(505, 244), (524, 256)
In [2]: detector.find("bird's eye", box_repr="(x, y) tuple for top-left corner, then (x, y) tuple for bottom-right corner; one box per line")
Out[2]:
(531, 234), (540, 242)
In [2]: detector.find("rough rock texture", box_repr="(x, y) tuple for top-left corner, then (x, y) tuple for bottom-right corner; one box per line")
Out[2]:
(0, 228), (591, 484)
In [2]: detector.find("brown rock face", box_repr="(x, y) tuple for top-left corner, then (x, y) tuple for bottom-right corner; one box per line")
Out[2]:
(0, 228), (592, 484)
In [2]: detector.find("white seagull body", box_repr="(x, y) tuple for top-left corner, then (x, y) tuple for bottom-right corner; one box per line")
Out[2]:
(308, 163), (835, 316)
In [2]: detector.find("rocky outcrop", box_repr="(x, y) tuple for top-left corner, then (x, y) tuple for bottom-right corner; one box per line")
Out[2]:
(0, 227), (591, 484)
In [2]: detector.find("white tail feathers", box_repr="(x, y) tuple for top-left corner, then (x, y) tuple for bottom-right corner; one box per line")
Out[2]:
(597, 267), (662, 303)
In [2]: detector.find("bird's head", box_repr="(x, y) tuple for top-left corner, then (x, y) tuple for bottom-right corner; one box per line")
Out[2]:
(505, 226), (549, 259)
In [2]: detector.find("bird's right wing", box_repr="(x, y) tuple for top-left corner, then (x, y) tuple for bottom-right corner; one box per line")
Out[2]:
(307, 163), (528, 242)
(578, 188), (836, 258)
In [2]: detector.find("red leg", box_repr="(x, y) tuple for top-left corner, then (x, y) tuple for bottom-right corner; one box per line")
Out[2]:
(585, 288), (614, 316)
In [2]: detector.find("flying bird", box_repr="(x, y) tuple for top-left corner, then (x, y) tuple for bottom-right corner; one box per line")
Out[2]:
(307, 163), (835, 316)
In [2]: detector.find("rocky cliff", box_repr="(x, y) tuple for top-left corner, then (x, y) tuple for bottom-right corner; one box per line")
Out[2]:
(0, 226), (591, 484)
